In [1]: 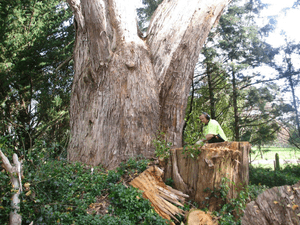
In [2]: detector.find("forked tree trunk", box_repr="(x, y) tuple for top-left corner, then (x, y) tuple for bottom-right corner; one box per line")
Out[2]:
(66, 0), (231, 169)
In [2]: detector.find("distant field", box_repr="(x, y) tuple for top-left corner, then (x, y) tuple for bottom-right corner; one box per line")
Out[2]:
(250, 146), (300, 161)
(250, 146), (300, 169)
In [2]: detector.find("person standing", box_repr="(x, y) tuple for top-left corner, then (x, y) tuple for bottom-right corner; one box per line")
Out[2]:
(196, 112), (227, 145)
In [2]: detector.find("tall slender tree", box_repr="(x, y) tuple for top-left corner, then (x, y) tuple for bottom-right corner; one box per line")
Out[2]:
(199, 0), (276, 141)
(272, 39), (300, 149)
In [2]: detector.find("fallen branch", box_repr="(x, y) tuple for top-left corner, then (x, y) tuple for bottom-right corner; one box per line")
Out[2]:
(130, 166), (188, 222)
(0, 150), (23, 225)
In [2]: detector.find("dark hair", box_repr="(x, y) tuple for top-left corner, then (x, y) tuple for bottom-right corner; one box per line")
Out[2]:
(202, 112), (210, 120)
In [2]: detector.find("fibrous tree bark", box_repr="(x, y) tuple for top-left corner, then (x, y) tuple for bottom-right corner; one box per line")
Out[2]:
(164, 142), (250, 211)
(66, 0), (231, 169)
(242, 181), (300, 225)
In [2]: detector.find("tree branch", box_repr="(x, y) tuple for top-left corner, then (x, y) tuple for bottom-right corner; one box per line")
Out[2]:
(0, 150), (23, 225)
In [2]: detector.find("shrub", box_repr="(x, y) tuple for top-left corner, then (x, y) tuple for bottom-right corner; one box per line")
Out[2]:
(210, 179), (268, 225)
(249, 165), (300, 187)
(0, 169), (11, 224)
(109, 183), (167, 224)
(0, 155), (167, 225)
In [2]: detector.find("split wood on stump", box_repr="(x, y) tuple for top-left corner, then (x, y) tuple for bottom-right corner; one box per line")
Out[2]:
(163, 141), (250, 211)
(130, 165), (189, 223)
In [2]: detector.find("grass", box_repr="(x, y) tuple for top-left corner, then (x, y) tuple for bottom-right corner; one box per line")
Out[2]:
(250, 146), (300, 169)
(250, 146), (300, 160)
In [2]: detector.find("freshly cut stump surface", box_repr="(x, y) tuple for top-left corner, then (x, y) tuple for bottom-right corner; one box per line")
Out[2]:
(186, 209), (217, 225)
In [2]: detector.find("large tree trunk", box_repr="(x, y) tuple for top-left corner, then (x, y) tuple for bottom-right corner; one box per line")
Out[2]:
(66, 0), (231, 169)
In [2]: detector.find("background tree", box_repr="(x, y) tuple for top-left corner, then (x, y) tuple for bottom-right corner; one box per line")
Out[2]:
(215, 0), (276, 141)
(276, 40), (300, 138)
(183, 57), (233, 145)
(183, 0), (285, 147)
(240, 84), (282, 158)
(0, 0), (74, 159)
(137, 0), (163, 32)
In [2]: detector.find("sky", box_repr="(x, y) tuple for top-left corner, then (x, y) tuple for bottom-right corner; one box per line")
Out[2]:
(253, 0), (300, 104)
(133, 0), (299, 104)
(260, 0), (300, 47)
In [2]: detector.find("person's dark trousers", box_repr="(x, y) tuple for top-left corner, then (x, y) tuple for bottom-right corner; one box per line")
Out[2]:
(208, 134), (225, 143)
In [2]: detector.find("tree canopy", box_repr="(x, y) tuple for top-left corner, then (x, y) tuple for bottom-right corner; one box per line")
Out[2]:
(0, 0), (74, 158)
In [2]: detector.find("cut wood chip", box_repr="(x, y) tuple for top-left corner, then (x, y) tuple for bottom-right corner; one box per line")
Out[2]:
(130, 165), (188, 222)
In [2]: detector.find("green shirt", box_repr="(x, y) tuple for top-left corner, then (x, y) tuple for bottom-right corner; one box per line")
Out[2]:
(203, 119), (227, 141)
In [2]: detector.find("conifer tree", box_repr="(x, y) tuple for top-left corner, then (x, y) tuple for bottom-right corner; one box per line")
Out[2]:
(0, 0), (74, 157)
(195, 0), (277, 141)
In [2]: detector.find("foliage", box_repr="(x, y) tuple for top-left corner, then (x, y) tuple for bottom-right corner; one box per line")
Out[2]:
(118, 155), (150, 177)
(0, 156), (167, 225)
(153, 132), (172, 159)
(249, 164), (300, 187)
(204, 177), (268, 225)
(0, 0), (74, 159)
(0, 166), (11, 223)
(182, 145), (202, 159)
(165, 177), (174, 187)
(137, 0), (163, 32)
(109, 184), (167, 224)
(183, 109), (206, 145)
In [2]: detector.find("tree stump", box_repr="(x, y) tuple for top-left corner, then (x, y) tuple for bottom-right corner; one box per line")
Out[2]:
(164, 142), (250, 211)
(242, 181), (300, 225)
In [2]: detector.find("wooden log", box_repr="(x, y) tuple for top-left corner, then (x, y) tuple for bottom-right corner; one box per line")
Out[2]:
(242, 181), (300, 225)
(129, 165), (189, 222)
(186, 209), (218, 225)
(164, 142), (250, 211)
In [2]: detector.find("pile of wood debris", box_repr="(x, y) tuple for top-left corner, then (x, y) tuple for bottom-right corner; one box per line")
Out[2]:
(130, 165), (216, 224)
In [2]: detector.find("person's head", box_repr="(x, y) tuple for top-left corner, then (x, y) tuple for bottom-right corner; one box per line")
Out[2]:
(199, 112), (210, 125)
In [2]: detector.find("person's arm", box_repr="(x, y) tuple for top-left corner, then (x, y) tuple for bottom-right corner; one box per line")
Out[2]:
(204, 134), (214, 142)
(196, 133), (215, 145)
